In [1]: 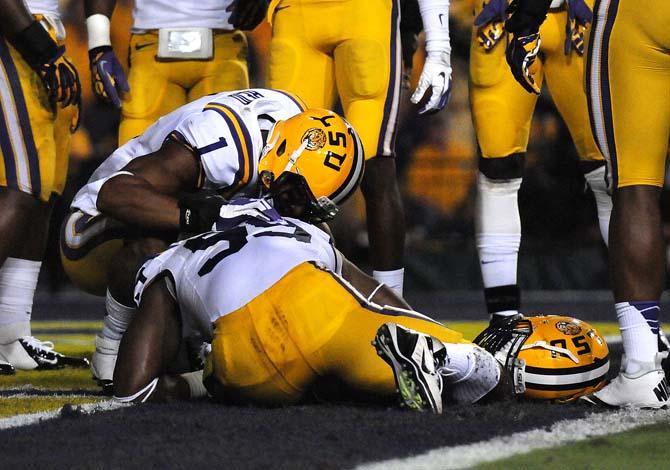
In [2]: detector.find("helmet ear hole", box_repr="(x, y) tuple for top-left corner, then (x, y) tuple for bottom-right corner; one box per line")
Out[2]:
(277, 139), (287, 157)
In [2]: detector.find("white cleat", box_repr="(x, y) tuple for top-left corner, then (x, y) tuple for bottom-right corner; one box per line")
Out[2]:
(0, 336), (89, 370)
(580, 353), (669, 409)
(91, 334), (121, 394)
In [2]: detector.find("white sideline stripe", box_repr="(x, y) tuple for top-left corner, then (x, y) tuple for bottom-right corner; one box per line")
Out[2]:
(356, 408), (670, 470)
(0, 400), (125, 430)
(0, 393), (103, 400)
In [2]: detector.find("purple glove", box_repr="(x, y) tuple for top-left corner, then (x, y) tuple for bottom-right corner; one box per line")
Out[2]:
(89, 46), (129, 108)
(474, 0), (509, 50)
(564, 0), (592, 55)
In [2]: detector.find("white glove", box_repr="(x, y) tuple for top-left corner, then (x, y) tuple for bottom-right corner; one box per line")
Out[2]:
(410, 50), (452, 114)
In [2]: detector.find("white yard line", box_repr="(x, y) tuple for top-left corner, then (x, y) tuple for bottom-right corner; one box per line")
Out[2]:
(356, 408), (670, 470)
(0, 400), (126, 430)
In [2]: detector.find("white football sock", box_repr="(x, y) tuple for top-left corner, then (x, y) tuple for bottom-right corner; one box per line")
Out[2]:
(0, 258), (41, 344)
(584, 165), (612, 247)
(616, 301), (660, 374)
(373, 268), (404, 297)
(101, 290), (135, 341)
(476, 173), (522, 315)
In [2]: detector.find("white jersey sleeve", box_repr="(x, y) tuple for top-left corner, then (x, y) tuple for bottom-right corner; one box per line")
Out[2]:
(173, 107), (257, 192)
(133, 200), (339, 340)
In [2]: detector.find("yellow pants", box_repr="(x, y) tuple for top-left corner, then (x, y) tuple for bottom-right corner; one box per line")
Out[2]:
(119, 30), (250, 145)
(59, 210), (126, 296)
(586, 0), (670, 188)
(205, 262), (465, 405)
(470, 6), (603, 162)
(0, 38), (74, 201)
(268, 0), (401, 159)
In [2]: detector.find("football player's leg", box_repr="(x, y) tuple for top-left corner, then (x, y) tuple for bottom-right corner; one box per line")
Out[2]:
(582, 0), (670, 407)
(93, 236), (169, 392)
(268, 3), (336, 109)
(0, 41), (85, 370)
(189, 31), (249, 101)
(114, 277), (197, 402)
(119, 34), (186, 145)
(334, 1), (405, 295)
(542, 22), (611, 246)
(469, 27), (542, 320)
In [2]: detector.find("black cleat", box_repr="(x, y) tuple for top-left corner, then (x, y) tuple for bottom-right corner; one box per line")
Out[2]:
(0, 337), (90, 370)
(0, 360), (14, 375)
(373, 323), (444, 413)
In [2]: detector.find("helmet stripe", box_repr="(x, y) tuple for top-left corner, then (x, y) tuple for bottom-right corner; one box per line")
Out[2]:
(525, 376), (608, 392)
(524, 360), (610, 388)
(524, 355), (610, 376)
(329, 125), (365, 204)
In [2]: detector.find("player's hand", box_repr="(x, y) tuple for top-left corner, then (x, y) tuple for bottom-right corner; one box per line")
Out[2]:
(227, 0), (269, 31)
(89, 46), (129, 108)
(179, 192), (227, 234)
(9, 21), (82, 109)
(474, 0), (508, 51)
(564, 0), (592, 55)
(410, 51), (452, 115)
(505, 31), (541, 94)
(36, 48), (82, 108)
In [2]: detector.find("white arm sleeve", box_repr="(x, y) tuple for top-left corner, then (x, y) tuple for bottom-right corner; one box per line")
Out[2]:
(418, 0), (451, 56)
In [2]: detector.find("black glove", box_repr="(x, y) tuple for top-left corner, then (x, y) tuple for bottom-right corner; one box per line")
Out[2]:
(9, 21), (81, 109)
(179, 192), (227, 233)
(227, 0), (269, 31)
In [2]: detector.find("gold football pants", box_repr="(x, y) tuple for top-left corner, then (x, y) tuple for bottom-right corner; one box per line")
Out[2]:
(0, 38), (74, 201)
(205, 262), (466, 405)
(119, 30), (250, 145)
(470, 6), (603, 163)
(586, 0), (670, 188)
(268, 0), (401, 159)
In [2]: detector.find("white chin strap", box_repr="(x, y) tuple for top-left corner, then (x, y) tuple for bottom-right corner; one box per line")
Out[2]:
(282, 139), (309, 174)
(520, 341), (580, 364)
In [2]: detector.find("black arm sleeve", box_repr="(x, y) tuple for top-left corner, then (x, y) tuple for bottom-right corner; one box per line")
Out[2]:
(506, 0), (553, 34)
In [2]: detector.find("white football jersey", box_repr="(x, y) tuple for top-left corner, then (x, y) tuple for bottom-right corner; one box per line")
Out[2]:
(132, 0), (234, 31)
(71, 89), (305, 216)
(26, 0), (59, 18)
(134, 200), (342, 341)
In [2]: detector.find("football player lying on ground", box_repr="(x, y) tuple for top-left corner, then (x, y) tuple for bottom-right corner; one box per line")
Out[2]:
(113, 198), (503, 412)
(112, 198), (610, 411)
(59, 89), (363, 391)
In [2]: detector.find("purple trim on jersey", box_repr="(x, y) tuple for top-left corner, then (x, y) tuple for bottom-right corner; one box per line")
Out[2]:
(273, 89), (307, 112)
(0, 38), (41, 196)
(374, 0), (400, 158)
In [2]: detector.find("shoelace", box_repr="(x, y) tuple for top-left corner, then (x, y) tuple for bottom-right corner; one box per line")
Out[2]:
(21, 336), (55, 352)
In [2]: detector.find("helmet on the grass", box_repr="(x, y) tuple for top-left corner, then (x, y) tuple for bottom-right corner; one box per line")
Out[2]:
(474, 315), (610, 401)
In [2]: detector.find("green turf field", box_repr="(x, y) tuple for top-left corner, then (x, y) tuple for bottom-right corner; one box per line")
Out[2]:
(0, 321), (102, 418)
(478, 421), (670, 469)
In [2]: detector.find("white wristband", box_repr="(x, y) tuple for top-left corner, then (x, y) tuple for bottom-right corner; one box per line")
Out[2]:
(418, 0), (451, 54)
(86, 14), (112, 50)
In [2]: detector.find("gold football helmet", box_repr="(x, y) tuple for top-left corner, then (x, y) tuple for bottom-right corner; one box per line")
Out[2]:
(258, 108), (364, 223)
(474, 315), (610, 401)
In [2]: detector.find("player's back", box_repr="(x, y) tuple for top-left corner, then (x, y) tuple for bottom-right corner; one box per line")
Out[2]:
(71, 89), (305, 215)
(134, 199), (340, 339)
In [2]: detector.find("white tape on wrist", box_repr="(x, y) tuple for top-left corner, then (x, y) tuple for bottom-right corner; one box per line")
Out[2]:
(86, 14), (112, 50)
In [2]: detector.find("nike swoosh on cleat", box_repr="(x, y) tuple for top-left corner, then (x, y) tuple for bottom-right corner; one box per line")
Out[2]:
(135, 42), (156, 51)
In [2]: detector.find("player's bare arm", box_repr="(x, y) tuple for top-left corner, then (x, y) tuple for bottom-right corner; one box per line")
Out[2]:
(113, 278), (195, 403)
(97, 138), (200, 232)
(0, 0), (35, 34)
(340, 257), (412, 311)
